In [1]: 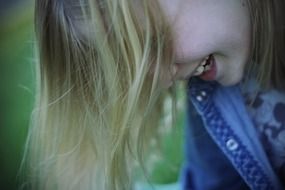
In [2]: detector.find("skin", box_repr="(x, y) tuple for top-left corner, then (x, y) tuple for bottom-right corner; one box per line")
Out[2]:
(158, 0), (251, 87)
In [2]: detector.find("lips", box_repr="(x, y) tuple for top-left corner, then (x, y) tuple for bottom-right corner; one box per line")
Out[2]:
(193, 54), (217, 81)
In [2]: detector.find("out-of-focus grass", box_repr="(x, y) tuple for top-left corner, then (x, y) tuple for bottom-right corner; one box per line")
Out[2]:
(0, 3), (34, 190)
(145, 90), (186, 185)
(150, 114), (185, 184)
(0, 2), (185, 189)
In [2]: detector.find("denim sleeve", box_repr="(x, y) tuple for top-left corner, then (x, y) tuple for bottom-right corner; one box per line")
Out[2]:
(180, 98), (249, 190)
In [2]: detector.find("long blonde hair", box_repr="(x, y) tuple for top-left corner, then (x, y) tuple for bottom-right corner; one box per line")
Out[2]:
(23, 0), (174, 189)
(246, 0), (285, 90)
(23, 0), (285, 189)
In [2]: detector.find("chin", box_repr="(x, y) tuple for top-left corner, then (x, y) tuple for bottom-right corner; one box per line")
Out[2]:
(218, 73), (244, 86)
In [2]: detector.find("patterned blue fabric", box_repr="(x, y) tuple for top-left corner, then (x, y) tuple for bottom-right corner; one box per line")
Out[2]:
(181, 77), (284, 190)
(181, 98), (249, 190)
(243, 80), (285, 187)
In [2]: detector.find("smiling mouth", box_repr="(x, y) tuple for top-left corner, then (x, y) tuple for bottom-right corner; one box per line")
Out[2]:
(193, 54), (213, 76)
(175, 54), (216, 81)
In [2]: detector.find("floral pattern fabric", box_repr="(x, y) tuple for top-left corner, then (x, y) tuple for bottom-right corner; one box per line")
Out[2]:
(243, 87), (285, 186)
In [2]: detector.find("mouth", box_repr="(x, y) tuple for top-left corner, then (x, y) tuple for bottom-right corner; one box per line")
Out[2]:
(192, 54), (217, 81)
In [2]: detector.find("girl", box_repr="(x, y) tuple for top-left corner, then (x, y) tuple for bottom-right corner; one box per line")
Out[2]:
(23, 0), (285, 189)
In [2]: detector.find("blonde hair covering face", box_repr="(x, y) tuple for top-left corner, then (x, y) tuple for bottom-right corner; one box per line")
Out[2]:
(22, 0), (285, 189)
(24, 0), (174, 189)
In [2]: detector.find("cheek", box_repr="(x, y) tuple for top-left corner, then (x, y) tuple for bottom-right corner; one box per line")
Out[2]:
(172, 1), (252, 60)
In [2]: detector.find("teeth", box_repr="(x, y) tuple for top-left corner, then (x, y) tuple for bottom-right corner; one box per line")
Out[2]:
(206, 55), (210, 60)
(193, 65), (205, 76)
(193, 55), (212, 76)
(204, 65), (211, 71)
(201, 59), (207, 66)
(201, 55), (210, 66)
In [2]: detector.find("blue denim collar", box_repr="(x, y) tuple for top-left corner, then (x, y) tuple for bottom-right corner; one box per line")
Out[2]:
(185, 77), (283, 189)
(187, 77), (219, 113)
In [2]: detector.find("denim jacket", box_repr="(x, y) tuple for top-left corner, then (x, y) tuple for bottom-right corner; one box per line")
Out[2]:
(180, 77), (284, 190)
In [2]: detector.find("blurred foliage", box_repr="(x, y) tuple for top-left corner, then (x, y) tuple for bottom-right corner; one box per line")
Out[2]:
(0, 2), (34, 189)
(149, 112), (185, 184)
(147, 88), (186, 184)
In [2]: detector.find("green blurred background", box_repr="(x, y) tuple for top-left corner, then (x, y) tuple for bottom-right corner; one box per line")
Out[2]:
(0, 0), (35, 189)
(0, 1), (184, 189)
